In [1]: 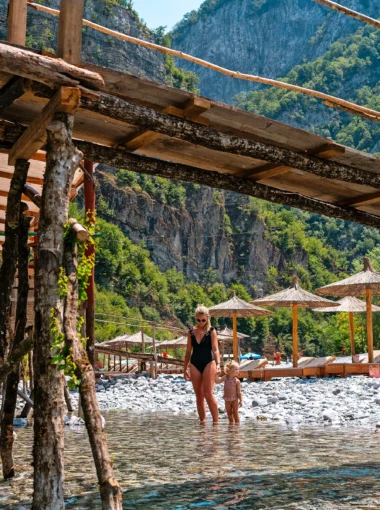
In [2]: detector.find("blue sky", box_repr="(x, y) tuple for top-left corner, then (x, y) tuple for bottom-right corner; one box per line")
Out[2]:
(133, 0), (203, 30)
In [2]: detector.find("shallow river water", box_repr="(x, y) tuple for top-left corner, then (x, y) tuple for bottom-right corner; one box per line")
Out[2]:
(2, 411), (380, 509)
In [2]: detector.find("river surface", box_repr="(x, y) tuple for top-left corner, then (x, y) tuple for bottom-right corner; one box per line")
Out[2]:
(1, 411), (380, 509)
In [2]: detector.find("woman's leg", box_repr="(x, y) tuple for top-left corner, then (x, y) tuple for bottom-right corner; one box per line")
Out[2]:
(202, 361), (219, 423)
(232, 400), (240, 425)
(190, 364), (206, 423)
(225, 401), (234, 424)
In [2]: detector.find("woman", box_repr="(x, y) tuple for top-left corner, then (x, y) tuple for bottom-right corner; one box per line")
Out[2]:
(184, 304), (221, 424)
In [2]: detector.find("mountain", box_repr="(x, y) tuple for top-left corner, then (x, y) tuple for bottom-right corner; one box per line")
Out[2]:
(170, 0), (378, 104)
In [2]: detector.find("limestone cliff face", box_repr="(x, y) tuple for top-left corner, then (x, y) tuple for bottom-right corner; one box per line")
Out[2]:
(171, 0), (378, 103)
(96, 169), (307, 295)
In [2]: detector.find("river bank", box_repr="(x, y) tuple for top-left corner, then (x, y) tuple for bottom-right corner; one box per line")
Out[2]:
(66, 374), (380, 429)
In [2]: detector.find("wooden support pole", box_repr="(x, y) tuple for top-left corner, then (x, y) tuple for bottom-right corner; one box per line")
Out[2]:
(1, 213), (30, 479)
(84, 160), (96, 367)
(32, 113), (82, 510)
(28, 349), (33, 392)
(0, 333), (33, 383)
(23, 183), (41, 208)
(0, 77), (28, 115)
(232, 313), (238, 362)
(349, 312), (355, 359)
(20, 388), (34, 418)
(366, 289), (373, 363)
(292, 304), (298, 368)
(7, 0), (27, 46)
(57, 0), (85, 65)
(8, 87), (81, 165)
(152, 324), (157, 379)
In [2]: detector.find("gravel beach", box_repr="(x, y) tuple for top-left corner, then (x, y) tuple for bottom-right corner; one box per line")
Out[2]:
(65, 374), (380, 429)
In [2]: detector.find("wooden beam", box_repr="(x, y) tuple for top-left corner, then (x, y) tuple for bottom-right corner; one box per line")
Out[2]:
(23, 183), (41, 208)
(76, 141), (380, 230)
(8, 87), (81, 165)
(183, 97), (210, 121)
(78, 93), (380, 190)
(57, 0), (85, 65)
(338, 191), (380, 208)
(0, 204), (37, 216)
(0, 190), (32, 202)
(0, 77), (28, 114)
(238, 143), (346, 180)
(7, 0), (27, 46)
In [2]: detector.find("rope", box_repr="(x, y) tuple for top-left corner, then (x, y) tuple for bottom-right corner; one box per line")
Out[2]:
(313, 0), (380, 29)
(26, 1), (380, 122)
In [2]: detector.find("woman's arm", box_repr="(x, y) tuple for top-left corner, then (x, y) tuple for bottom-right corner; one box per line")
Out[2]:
(215, 375), (225, 384)
(184, 331), (192, 380)
(236, 379), (243, 407)
(211, 329), (221, 372)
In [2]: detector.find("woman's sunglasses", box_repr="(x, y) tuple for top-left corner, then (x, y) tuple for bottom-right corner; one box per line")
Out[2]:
(197, 319), (207, 323)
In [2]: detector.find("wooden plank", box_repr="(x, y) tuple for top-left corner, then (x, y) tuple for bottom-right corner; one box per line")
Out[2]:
(57, 0), (85, 65)
(7, 0), (27, 46)
(8, 87), (81, 165)
(123, 129), (163, 151)
(0, 170), (44, 185)
(0, 190), (31, 202)
(0, 204), (37, 216)
(338, 190), (380, 207)
(0, 77), (28, 114)
(183, 97), (211, 121)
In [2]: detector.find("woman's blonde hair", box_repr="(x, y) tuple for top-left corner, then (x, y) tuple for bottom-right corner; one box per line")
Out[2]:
(224, 360), (239, 375)
(195, 304), (211, 331)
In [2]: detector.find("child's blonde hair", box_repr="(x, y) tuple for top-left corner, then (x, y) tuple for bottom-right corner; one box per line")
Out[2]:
(224, 360), (239, 375)
(194, 304), (211, 331)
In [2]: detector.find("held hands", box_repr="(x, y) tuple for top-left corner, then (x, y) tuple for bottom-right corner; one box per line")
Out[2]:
(216, 363), (221, 375)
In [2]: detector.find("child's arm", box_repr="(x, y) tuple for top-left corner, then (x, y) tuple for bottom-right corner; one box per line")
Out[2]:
(236, 379), (243, 407)
(215, 374), (225, 384)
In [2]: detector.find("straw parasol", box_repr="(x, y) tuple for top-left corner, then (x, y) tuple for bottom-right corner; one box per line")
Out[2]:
(313, 296), (380, 360)
(253, 276), (338, 367)
(217, 326), (249, 342)
(156, 335), (188, 349)
(103, 331), (153, 352)
(208, 291), (273, 362)
(317, 257), (380, 362)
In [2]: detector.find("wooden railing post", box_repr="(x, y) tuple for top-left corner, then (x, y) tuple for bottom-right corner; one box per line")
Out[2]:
(57, 0), (85, 65)
(7, 0), (27, 46)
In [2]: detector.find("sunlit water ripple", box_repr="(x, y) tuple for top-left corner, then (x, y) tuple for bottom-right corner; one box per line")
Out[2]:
(1, 411), (380, 509)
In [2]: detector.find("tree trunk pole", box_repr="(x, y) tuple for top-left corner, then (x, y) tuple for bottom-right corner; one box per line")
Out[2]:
(366, 289), (373, 363)
(28, 350), (34, 392)
(84, 160), (96, 367)
(32, 113), (82, 510)
(292, 304), (298, 368)
(348, 312), (355, 360)
(232, 313), (238, 362)
(1, 213), (30, 479)
(7, 0), (27, 46)
(63, 240), (122, 510)
(0, 159), (29, 363)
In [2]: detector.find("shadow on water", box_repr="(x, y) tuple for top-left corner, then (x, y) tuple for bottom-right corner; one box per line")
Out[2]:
(2, 411), (380, 509)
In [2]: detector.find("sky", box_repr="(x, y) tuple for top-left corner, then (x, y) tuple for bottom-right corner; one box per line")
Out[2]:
(132, 0), (204, 30)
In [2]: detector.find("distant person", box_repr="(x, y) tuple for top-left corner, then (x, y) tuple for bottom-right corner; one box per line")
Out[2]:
(162, 351), (168, 359)
(215, 360), (242, 425)
(184, 304), (221, 424)
(275, 351), (281, 365)
(248, 354), (254, 360)
(342, 346), (346, 356)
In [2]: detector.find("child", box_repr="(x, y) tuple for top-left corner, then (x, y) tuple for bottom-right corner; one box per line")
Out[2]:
(215, 360), (242, 425)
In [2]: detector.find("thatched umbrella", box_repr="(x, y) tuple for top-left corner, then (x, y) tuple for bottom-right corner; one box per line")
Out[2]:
(156, 335), (188, 349)
(217, 326), (249, 365)
(317, 257), (380, 363)
(313, 296), (380, 360)
(209, 291), (273, 362)
(253, 276), (338, 367)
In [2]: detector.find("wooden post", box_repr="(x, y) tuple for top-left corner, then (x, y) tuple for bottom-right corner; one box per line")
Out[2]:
(220, 340), (225, 368)
(113, 355), (116, 372)
(57, 0), (85, 65)
(232, 313), (238, 362)
(366, 289), (373, 363)
(28, 350), (33, 392)
(84, 160), (96, 367)
(152, 324), (157, 379)
(108, 354), (110, 371)
(349, 312), (356, 360)
(7, 0), (27, 46)
(292, 304), (298, 368)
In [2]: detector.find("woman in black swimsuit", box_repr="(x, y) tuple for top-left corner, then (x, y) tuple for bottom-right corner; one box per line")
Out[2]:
(184, 305), (221, 424)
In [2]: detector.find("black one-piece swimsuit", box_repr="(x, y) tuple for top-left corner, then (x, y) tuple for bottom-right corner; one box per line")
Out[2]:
(190, 327), (215, 374)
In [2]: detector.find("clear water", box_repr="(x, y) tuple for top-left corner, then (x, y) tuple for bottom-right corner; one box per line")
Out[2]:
(2, 412), (380, 509)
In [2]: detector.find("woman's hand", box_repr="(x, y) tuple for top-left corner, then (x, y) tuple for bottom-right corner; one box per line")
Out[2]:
(184, 369), (191, 381)
(239, 399), (243, 408)
(216, 363), (221, 375)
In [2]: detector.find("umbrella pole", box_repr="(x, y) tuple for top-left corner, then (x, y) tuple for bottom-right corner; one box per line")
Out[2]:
(152, 324), (157, 380)
(348, 312), (355, 360)
(232, 312), (238, 362)
(366, 289), (373, 363)
(292, 304), (298, 368)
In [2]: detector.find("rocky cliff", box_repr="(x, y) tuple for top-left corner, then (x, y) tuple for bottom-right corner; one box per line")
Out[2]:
(171, 0), (378, 103)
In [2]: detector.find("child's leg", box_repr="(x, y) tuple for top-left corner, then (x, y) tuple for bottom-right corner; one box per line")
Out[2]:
(225, 401), (234, 423)
(232, 400), (240, 425)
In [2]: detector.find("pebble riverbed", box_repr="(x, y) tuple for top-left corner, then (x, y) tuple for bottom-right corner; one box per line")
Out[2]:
(65, 374), (380, 429)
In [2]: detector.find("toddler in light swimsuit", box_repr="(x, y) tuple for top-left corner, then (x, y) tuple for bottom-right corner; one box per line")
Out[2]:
(215, 360), (242, 425)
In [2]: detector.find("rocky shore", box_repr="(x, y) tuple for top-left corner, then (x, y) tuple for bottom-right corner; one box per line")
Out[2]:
(66, 374), (380, 429)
